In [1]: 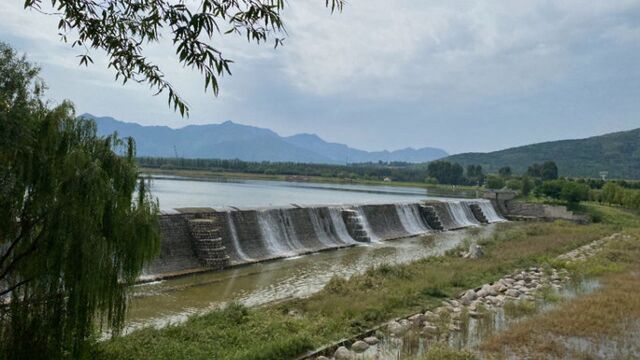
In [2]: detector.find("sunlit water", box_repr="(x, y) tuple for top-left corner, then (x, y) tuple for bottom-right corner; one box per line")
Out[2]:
(146, 175), (477, 209)
(124, 225), (497, 334)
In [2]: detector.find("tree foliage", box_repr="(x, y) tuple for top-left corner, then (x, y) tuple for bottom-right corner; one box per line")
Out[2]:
(0, 43), (160, 359)
(22, 0), (344, 116)
(527, 161), (558, 180)
(426, 161), (465, 185)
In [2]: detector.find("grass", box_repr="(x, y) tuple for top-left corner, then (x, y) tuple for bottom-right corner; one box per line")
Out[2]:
(480, 229), (640, 359)
(95, 205), (638, 360)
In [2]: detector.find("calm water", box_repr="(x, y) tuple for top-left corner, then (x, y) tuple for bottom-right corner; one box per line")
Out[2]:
(124, 225), (498, 334)
(147, 175), (476, 209)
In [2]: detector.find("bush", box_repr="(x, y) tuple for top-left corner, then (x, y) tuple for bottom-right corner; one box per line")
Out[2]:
(485, 176), (505, 189)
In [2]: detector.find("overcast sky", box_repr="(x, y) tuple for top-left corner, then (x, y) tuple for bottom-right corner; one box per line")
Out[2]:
(2, 1), (640, 154)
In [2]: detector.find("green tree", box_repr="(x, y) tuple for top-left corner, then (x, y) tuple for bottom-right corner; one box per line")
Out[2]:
(498, 166), (512, 177)
(0, 43), (160, 358)
(427, 161), (465, 185)
(485, 175), (505, 189)
(541, 161), (559, 180)
(521, 176), (533, 196)
(559, 181), (590, 204)
(22, 0), (344, 116)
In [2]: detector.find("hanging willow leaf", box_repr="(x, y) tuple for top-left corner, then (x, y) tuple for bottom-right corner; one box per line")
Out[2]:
(23, 0), (344, 117)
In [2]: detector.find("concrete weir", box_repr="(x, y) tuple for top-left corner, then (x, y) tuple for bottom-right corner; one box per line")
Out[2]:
(142, 199), (506, 280)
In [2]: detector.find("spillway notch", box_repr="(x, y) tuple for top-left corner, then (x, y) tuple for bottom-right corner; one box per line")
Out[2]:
(188, 218), (230, 269)
(469, 203), (489, 224)
(419, 205), (444, 231)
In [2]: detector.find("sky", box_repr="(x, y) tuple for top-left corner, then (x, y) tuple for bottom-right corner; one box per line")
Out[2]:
(1, 1), (640, 155)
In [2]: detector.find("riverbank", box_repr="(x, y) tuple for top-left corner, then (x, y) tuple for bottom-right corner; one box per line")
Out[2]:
(95, 204), (640, 359)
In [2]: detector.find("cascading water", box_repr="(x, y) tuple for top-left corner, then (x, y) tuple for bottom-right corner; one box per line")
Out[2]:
(257, 210), (297, 256)
(353, 206), (379, 242)
(328, 207), (357, 245)
(446, 201), (480, 228)
(395, 203), (431, 234)
(308, 208), (344, 247)
(476, 199), (506, 223)
(226, 212), (251, 261)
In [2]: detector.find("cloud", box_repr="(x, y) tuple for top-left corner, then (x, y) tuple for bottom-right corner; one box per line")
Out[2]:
(279, 0), (640, 100)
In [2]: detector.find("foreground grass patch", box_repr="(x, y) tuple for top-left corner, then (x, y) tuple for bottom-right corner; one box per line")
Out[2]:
(480, 231), (640, 359)
(97, 206), (636, 360)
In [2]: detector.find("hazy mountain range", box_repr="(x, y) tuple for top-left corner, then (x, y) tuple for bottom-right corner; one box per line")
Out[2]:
(445, 128), (640, 179)
(85, 114), (448, 164)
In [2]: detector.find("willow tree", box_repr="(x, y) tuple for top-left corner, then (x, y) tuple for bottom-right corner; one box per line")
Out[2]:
(22, 0), (344, 116)
(0, 43), (160, 359)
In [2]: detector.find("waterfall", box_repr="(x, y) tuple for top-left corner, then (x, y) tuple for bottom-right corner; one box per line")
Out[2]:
(308, 208), (342, 247)
(226, 212), (251, 261)
(476, 199), (506, 223)
(446, 201), (480, 228)
(395, 203), (430, 235)
(258, 210), (291, 256)
(354, 206), (379, 242)
(328, 207), (357, 245)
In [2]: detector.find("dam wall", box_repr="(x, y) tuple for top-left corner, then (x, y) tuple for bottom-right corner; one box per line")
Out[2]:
(143, 199), (506, 279)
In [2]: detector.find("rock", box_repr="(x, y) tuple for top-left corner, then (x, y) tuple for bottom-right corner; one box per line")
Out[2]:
(363, 336), (379, 345)
(351, 340), (369, 353)
(469, 311), (483, 318)
(424, 311), (439, 322)
(460, 290), (477, 305)
(316, 357), (330, 360)
(334, 346), (354, 360)
(387, 321), (406, 336)
(408, 313), (426, 326)
(505, 289), (521, 298)
(503, 278), (515, 285)
(469, 244), (484, 259)
(476, 289), (489, 298)
(422, 324), (439, 335)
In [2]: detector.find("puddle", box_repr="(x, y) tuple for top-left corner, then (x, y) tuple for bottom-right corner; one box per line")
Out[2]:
(341, 277), (600, 359)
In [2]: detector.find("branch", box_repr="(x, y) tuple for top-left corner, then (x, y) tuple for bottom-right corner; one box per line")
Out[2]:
(0, 277), (33, 298)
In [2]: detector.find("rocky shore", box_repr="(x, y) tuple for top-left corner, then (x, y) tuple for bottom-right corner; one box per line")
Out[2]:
(310, 233), (618, 360)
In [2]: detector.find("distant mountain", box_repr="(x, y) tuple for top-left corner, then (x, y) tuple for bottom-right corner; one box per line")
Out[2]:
(84, 114), (448, 164)
(445, 128), (640, 179)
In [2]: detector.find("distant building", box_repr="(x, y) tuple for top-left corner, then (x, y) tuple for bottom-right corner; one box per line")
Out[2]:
(383, 177), (392, 182)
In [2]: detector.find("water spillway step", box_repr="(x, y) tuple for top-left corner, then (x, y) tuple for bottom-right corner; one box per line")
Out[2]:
(469, 204), (489, 224)
(341, 209), (371, 243)
(188, 218), (230, 269)
(419, 205), (444, 231)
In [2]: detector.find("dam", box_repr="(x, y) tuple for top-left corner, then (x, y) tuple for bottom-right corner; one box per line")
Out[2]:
(124, 177), (506, 333)
(144, 199), (505, 279)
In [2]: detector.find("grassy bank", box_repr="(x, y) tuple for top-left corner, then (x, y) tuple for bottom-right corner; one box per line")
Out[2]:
(480, 229), (640, 358)
(95, 205), (639, 360)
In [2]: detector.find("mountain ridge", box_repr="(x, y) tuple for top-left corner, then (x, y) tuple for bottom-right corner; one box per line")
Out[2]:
(83, 114), (448, 164)
(444, 127), (640, 179)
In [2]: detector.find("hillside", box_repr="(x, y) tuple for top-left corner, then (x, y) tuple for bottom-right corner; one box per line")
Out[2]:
(84, 114), (447, 164)
(445, 128), (640, 179)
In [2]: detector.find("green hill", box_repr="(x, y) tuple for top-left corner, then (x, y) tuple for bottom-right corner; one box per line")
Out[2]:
(445, 128), (640, 179)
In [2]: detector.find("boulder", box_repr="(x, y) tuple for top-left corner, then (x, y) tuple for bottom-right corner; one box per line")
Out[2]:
(468, 244), (484, 259)
(334, 346), (354, 360)
(408, 313), (426, 326)
(363, 336), (379, 345)
(424, 311), (439, 322)
(505, 289), (521, 298)
(422, 324), (439, 335)
(460, 290), (477, 305)
(350, 340), (369, 353)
